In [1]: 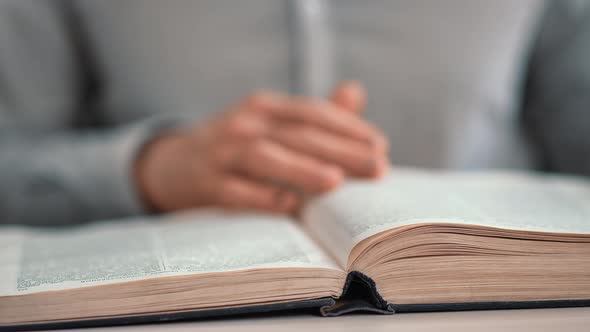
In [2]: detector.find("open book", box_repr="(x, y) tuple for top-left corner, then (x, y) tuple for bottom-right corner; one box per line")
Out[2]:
(2, 169), (590, 330)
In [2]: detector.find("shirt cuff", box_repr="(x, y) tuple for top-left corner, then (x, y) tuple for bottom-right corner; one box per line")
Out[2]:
(89, 116), (181, 217)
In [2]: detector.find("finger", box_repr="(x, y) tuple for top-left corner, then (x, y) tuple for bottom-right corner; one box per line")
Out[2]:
(330, 80), (366, 114)
(233, 139), (344, 193)
(240, 90), (288, 110)
(259, 97), (388, 150)
(271, 124), (388, 177)
(216, 110), (269, 140)
(189, 109), (269, 147)
(215, 175), (300, 213)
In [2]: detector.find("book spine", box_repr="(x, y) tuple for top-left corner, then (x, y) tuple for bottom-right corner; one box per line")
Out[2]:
(319, 271), (395, 316)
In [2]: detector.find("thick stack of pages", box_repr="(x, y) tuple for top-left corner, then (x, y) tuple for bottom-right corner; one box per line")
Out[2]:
(1, 169), (590, 330)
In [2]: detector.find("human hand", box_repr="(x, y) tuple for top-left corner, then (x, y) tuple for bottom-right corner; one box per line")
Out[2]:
(134, 81), (390, 214)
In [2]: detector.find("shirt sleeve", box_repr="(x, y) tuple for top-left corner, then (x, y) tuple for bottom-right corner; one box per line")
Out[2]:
(522, 0), (590, 175)
(0, 119), (176, 226)
(0, 0), (177, 226)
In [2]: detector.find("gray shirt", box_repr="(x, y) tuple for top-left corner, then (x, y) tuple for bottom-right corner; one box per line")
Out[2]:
(0, 0), (589, 226)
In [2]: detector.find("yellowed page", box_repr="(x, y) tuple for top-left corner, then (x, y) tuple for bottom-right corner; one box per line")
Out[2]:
(303, 168), (590, 267)
(0, 210), (341, 296)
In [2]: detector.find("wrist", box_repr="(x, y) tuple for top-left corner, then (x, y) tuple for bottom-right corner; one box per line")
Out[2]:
(133, 130), (186, 213)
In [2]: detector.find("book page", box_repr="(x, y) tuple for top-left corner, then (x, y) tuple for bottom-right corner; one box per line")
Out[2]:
(303, 168), (590, 266)
(0, 210), (340, 296)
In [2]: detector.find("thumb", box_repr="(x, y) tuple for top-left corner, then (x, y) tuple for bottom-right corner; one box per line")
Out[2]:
(330, 80), (366, 114)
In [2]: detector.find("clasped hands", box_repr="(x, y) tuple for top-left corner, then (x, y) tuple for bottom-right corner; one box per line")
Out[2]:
(135, 81), (390, 214)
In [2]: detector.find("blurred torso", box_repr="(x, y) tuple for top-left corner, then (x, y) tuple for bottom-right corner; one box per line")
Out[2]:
(77, 0), (544, 169)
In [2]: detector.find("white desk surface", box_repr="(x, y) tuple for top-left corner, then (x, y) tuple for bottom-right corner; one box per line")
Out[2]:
(59, 307), (590, 332)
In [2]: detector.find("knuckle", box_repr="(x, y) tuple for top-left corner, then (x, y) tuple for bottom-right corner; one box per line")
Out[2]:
(240, 138), (270, 168)
(244, 90), (275, 108)
(222, 114), (246, 135)
(248, 138), (273, 156)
